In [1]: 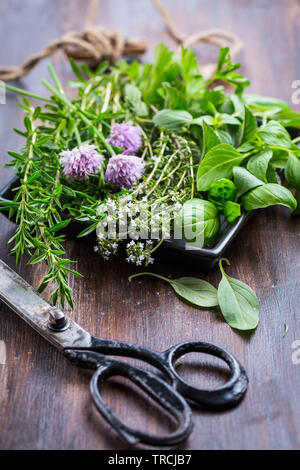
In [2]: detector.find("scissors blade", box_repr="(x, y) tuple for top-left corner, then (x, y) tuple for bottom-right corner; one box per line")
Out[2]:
(0, 259), (91, 351)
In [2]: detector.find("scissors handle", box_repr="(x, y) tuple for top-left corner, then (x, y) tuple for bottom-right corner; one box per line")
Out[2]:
(85, 336), (249, 409)
(163, 341), (248, 409)
(64, 348), (193, 446)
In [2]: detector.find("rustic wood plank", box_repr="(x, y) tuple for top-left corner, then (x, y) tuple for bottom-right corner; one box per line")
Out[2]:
(0, 0), (300, 450)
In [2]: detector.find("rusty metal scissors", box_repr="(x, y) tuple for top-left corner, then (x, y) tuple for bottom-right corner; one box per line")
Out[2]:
(0, 259), (248, 446)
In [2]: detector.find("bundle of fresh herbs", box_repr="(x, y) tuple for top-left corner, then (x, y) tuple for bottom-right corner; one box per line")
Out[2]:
(1, 45), (299, 330)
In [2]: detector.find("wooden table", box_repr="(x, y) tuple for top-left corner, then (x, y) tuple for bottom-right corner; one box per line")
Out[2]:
(0, 0), (300, 450)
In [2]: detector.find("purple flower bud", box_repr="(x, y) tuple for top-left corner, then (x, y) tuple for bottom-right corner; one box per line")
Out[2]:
(60, 144), (104, 180)
(105, 154), (145, 188)
(107, 123), (142, 154)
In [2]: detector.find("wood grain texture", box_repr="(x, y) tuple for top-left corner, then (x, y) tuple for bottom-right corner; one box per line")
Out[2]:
(0, 0), (300, 450)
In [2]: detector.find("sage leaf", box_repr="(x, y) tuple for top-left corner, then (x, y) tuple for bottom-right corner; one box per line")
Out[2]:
(128, 272), (218, 308)
(242, 183), (297, 212)
(217, 259), (259, 330)
(247, 149), (273, 182)
(197, 144), (245, 191)
(170, 278), (218, 307)
(233, 166), (264, 197)
(153, 109), (193, 131)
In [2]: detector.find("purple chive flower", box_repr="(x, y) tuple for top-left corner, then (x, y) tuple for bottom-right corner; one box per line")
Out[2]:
(105, 154), (145, 188)
(60, 144), (104, 180)
(107, 123), (142, 155)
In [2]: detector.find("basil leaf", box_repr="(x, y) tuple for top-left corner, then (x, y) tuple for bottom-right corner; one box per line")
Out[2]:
(200, 121), (221, 159)
(273, 110), (300, 129)
(215, 130), (234, 145)
(242, 183), (297, 212)
(244, 94), (290, 113)
(170, 277), (218, 307)
(217, 259), (259, 330)
(208, 178), (237, 210)
(197, 144), (245, 191)
(129, 272), (218, 308)
(257, 120), (292, 148)
(216, 113), (241, 126)
(266, 165), (281, 184)
(223, 201), (241, 223)
(294, 191), (300, 215)
(192, 115), (214, 126)
(233, 101), (257, 147)
(174, 198), (220, 246)
(285, 153), (300, 189)
(153, 109), (193, 131)
(233, 166), (265, 197)
(270, 149), (289, 168)
(247, 149), (273, 182)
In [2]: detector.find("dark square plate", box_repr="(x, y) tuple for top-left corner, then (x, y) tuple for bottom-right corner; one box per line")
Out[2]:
(0, 175), (250, 270)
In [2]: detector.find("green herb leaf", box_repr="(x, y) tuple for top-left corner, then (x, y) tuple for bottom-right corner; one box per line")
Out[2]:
(197, 144), (245, 191)
(257, 120), (292, 148)
(242, 183), (297, 212)
(244, 93), (290, 113)
(129, 272), (218, 308)
(124, 84), (148, 117)
(223, 201), (241, 223)
(48, 219), (71, 233)
(233, 166), (264, 197)
(170, 277), (218, 307)
(153, 109), (193, 131)
(285, 153), (300, 190)
(237, 105), (257, 146)
(217, 258), (259, 330)
(200, 121), (221, 159)
(208, 178), (237, 210)
(174, 198), (220, 246)
(247, 149), (273, 182)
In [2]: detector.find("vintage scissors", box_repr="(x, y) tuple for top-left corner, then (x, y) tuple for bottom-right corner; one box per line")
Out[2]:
(0, 259), (248, 446)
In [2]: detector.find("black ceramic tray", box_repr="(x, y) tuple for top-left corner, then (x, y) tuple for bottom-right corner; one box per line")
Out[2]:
(0, 175), (250, 270)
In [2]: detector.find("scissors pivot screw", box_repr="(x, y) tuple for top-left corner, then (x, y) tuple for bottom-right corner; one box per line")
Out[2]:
(47, 307), (70, 332)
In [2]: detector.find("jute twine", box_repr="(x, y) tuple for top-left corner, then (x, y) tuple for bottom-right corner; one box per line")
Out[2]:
(0, 0), (243, 82)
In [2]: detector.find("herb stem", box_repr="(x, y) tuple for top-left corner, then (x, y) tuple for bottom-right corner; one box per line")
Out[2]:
(128, 272), (170, 283)
(149, 237), (165, 254)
